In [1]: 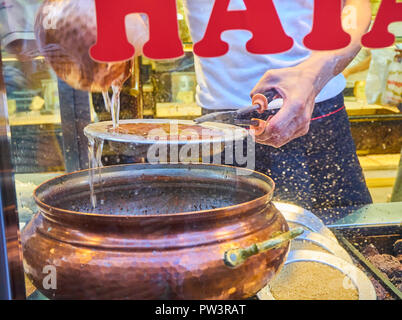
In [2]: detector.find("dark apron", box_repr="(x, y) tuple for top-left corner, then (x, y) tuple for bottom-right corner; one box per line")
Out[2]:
(204, 93), (373, 222)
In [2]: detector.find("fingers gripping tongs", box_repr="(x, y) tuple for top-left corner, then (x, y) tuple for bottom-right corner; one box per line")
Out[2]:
(194, 89), (279, 131)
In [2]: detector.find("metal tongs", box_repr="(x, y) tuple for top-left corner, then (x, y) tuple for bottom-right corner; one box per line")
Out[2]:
(194, 89), (279, 130)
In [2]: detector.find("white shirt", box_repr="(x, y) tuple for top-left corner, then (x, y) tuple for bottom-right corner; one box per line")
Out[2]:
(0, 0), (41, 50)
(183, 0), (346, 110)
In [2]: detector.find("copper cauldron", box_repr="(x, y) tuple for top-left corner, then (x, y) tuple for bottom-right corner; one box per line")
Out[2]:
(22, 163), (299, 299)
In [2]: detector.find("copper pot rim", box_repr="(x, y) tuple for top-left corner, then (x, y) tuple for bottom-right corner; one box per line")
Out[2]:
(33, 163), (275, 220)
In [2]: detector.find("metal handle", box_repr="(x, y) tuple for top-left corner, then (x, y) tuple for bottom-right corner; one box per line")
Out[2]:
(262, 89), (279, 103)
(249, 89), (280, 135)
(237, 89), (279, 116)
(223, 227), (304, 268)
(236, 104), (260, 116)
(250, 89), (279, 113)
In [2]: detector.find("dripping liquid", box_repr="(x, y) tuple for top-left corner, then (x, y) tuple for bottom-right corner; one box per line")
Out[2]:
(88, 136), (105, 208)
(110, 84), (121, 129)
(102, 91), (111, 113)
(88, 84), (121, 208)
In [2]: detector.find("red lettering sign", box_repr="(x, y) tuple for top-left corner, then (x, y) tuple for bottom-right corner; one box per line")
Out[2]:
(89, 0), (402, 62)
(193, 0), (293, 57)
(90, 0), (183, 62)
(303, 0), (351, 50)
(362, 0), (402, 48)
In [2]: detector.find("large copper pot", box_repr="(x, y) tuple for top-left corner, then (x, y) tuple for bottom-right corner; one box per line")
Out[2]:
(22, 163), (295, 299)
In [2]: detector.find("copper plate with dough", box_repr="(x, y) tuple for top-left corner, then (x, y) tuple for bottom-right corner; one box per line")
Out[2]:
(84, 119), (250, 159)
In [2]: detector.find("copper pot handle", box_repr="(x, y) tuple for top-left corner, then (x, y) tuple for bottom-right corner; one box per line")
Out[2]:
(223, 227), (304, 268)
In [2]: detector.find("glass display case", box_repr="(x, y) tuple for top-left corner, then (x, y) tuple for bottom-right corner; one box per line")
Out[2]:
(0, 0), (401, 301)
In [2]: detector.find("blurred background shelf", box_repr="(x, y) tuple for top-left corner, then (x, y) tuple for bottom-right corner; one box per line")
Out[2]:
(345, 100), (400, 116)
(359, 154), (401, 203)
(9, 111), (61, 126)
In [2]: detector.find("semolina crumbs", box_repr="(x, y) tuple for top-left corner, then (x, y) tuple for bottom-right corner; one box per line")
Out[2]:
(269, 261), (359, 300)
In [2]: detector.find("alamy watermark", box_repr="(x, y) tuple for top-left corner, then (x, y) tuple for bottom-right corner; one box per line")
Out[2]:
(42, 1), (69, 30)
(145, 121), (256, 175)
(42, 265), (57, 290)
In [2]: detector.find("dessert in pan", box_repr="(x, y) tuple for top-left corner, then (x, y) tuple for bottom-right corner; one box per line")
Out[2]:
(85, 119), (249, 144)
(258, 203), (377, 300)
(258, 250), (376, 300)
(107, 122), (229, 140)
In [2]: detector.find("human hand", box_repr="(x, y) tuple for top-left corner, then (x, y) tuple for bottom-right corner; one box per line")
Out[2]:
(6, 40), (39, 62)
(249, 66), (319, 148)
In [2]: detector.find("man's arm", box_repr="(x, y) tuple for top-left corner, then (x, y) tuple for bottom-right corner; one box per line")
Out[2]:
(5, 39), (38, 61)
(250, 0), (372, 148)
(342, 53), (371, 79)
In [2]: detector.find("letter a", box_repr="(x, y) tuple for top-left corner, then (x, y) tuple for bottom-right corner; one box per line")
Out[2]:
(42, 265), (57, 290)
